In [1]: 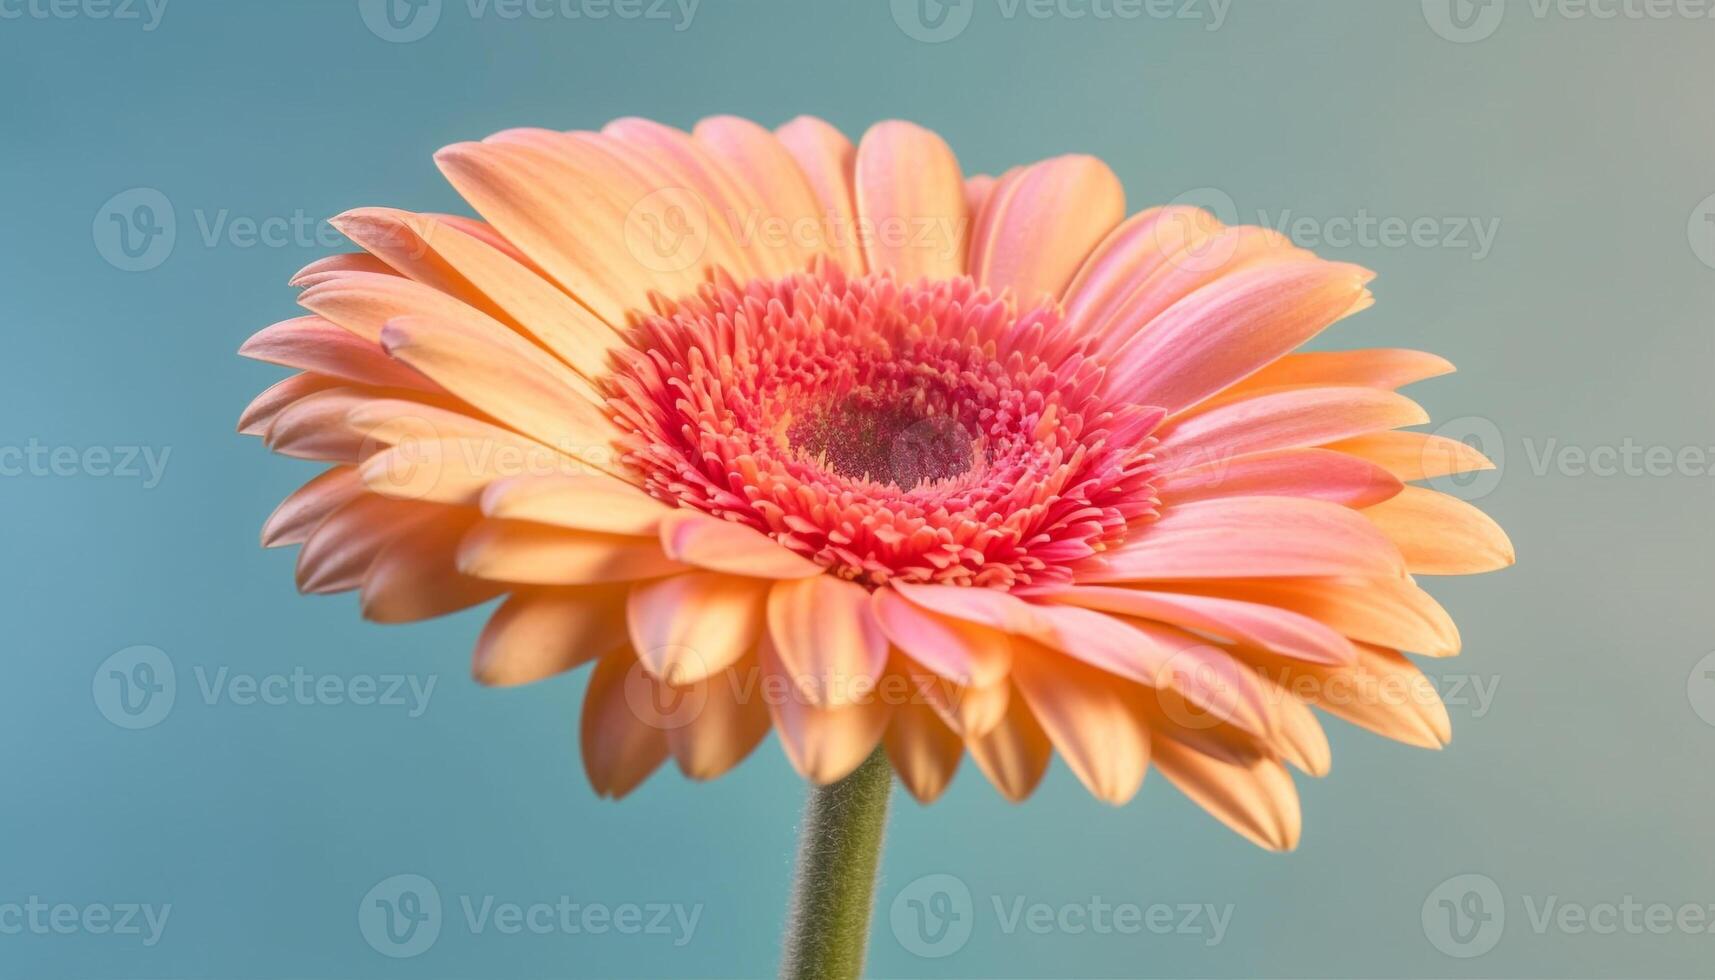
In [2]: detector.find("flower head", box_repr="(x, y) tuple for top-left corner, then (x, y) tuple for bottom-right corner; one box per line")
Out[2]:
(240, 116), (1512, 849)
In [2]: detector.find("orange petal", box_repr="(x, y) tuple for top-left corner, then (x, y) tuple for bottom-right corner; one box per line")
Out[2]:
(331, 208), (627, 383)
(870, 586), (1011, 688)
(1324, 431), (1496, 482)
(457, 519), (684, 585)
(295, 495), (441, 594)
(434, 138), (701, 326)
(266, 387), (403, 462)
(482, 473), (672, 536)
(378, 314), (621, 472)
(238, 373), (344, 436)
(1224, 347), (1454, 394)
(290, 252), (394, 287)
(763, 638), (890, 783)
(965, 684), (1051, 802)
(1149, 576), (1460, 658)
(1250, 644), (1451, 750)
(627, 572), (769, 685)
(1011, 641), (1149, 805)
(472, 585), (629, 686)
(359, 436), (539, 506)
(1151, 735), (1302, 851)
(297, 269), (485, 344)
(261, 465), (364, 548)
(884, 698), (964, 803)
(666, 654), (773, 781)
(580, 648), (670, 799)
(1084, 225), (1306, 359)
(360, 514), (504, 623)
(1363, 486), (1515, 574)
(657, 510), (823, 579)
(603, 116), (785, 279)
(1265, 693), (1332, 777)
(1027, 605), (1269, 736)
(901, 656), (1012, 738)
(889, 580), (1044, 634)
(766, 576), (889, 707)
(239, 315), (436, 390)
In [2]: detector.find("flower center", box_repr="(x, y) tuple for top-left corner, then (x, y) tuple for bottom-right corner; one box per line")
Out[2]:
(605, 265), (1161, 589)
(787, 397), (979, 489)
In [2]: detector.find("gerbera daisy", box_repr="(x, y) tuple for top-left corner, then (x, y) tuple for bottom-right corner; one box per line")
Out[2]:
(239, 117), (1510, 962)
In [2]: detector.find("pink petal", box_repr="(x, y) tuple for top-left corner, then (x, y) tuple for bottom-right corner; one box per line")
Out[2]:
(968, 155), (1125, 306)
(1045, 585), (1358, 665)
(1084, 497), (1405, 581)
(1105, 260), (1376, 412)
(853, 121), (969, 282)
(1156, 448), (1403, 508)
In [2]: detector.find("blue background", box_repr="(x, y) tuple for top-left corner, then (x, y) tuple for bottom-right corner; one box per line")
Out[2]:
(3, 0), (1713, 976)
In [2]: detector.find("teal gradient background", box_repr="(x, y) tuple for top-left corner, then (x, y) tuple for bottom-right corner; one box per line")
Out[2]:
(3, 1), (1713, 977)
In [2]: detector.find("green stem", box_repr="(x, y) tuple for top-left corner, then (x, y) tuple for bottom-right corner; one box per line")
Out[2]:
(779, 748), (894, 980)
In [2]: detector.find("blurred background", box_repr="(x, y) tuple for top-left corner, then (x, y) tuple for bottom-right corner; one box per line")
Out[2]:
(2, 0), (1712, 976)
